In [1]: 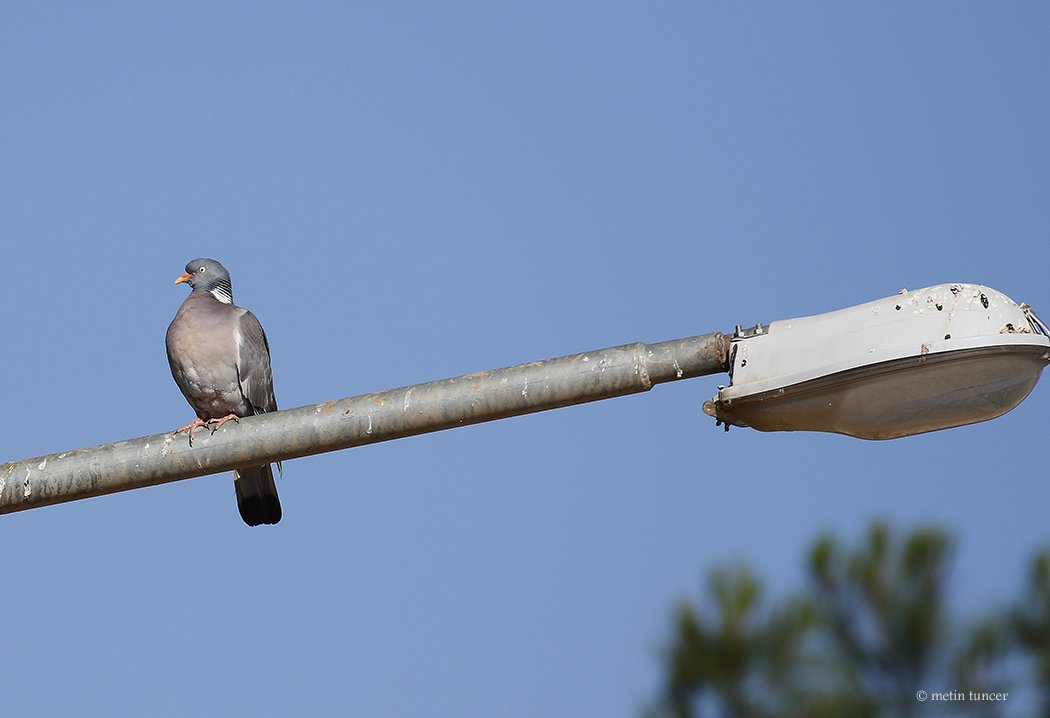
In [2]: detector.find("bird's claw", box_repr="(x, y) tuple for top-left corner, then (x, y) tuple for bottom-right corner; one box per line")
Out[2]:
(173, 414), (240, 446)
(173, 417), (210, 445)
(207, 414), (241, 431)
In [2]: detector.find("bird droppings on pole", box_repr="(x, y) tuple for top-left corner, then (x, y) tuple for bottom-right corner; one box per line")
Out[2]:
(0, 332), (730, 516)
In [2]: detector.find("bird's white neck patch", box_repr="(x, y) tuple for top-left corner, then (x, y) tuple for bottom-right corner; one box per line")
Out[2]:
(210, 288), (234, 304)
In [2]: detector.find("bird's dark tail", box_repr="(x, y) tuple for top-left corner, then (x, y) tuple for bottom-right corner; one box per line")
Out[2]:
(233, 464), (282, 526)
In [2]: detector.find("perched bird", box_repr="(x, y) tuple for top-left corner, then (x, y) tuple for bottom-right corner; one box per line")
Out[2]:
(166, 258), (282, 526)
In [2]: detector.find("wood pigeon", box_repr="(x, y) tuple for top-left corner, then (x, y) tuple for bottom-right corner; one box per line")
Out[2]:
(166, 258), (282, 526)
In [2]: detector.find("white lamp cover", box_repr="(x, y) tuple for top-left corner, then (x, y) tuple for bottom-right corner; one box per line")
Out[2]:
(704, 284), (1050, 439)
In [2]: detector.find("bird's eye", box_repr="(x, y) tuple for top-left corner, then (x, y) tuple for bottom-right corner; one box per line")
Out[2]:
(199, 267), (206, 273)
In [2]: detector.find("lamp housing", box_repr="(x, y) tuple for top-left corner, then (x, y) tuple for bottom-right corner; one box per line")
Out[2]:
(703, 284), (1050, 440)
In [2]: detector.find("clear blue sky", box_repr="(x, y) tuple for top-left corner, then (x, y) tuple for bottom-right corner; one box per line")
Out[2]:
(2, 3), (1048, 716)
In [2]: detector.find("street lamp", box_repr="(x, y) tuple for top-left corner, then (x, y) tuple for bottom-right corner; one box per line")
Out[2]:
(3, 282), (1048, 516)
(703, 283), (1050, 440)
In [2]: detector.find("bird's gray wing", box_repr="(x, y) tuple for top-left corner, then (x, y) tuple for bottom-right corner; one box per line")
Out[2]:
(234, 309), (282, 525)
(236, 309), (278, 415)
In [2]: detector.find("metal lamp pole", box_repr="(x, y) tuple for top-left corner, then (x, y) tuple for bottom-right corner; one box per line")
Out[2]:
(0, 332), (729, 515)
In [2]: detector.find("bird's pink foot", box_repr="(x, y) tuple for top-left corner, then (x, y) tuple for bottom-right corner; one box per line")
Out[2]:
(173, 417), (210, 445)
(208, 414), (241, 431)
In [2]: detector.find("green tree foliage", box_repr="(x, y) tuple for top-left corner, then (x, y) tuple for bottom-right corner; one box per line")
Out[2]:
(809, 523), (951, 716)
(652, 565), (816, 718)
(649, 523), (1050, 718)
(1012, 550), (1050, 717)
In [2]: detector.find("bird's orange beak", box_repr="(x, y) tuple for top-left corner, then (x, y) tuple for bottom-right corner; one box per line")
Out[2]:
(175, 273), (192, 285)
